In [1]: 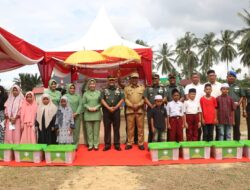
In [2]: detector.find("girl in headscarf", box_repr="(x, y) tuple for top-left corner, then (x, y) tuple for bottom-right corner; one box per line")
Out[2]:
(0, 86), (8, 143)
(82, 79), (101, 151)
(20, 91), (37, 144)
(44, 79), (61, 106)
(65, 83), (83, 145)
(36, 94), (58, 144)
(4, 85), (24, 144)
(55, 96), (75, 144)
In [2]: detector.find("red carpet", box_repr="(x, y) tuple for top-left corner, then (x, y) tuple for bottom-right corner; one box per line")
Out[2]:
(1, 144), (250, 167)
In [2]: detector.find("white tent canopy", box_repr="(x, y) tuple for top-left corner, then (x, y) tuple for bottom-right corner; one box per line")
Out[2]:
(55, 7), (146, 51)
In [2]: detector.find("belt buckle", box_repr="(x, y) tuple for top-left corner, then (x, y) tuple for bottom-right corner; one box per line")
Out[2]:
(176, 116), (180, 119)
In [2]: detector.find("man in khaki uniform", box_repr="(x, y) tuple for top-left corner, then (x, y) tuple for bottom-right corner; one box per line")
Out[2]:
(124, 72), (145, 150)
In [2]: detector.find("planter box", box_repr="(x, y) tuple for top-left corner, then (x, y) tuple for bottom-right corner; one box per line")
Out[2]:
(0, 144), (15, 162)
(239, 140), (250, 159)
(212, 141), (243, 160)
(148, 142), (180, 161)
(13, 144), (47, 163)
(44, 145), (76, 164)
(180, 141), (211, 160)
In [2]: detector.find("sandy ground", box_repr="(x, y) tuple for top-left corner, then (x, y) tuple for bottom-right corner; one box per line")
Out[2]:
(0, 114), (250, 190)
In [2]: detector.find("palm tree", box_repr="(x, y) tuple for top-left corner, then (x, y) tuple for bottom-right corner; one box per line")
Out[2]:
(235, 9), (250, 37)
(236, 9), (250, 67)
(176, 32), (199, 78)
(218, 30), (237, 71)
(154, 43), (175, 75)
(13, 73), (42, 93)
(135, 39), (149, 47)
(198, 32), (219, 74)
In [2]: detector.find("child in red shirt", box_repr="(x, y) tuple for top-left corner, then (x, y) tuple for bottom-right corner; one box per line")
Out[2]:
(200, 84), (217, 141)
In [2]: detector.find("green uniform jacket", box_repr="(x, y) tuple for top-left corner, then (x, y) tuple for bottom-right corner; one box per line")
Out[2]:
(101, 86), (124, 106)
(228, 83), (245, 102)
(82, 90), (101, 121)
(144, 85), (166, 105)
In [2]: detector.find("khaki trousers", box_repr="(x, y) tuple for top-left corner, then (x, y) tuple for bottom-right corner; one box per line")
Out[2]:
(126, 113), (144, 146)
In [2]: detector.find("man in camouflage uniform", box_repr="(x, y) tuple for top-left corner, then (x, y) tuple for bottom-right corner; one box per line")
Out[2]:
(101, 75), (124, 151)
(124, 72), (145, 150)
(165, 73), (185, 102)
(227, 71), (245, 141)
(243, 86), (250, 140)
(144, 74), (166, 143)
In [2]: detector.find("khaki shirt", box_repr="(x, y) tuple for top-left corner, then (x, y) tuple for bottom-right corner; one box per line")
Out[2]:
(124, 84), (145, 114)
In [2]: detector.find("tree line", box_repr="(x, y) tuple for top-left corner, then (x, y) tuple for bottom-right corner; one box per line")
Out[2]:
(136, 8), (250, 84)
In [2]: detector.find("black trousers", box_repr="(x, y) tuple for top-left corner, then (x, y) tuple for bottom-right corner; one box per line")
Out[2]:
(247, 104), (250, 140)
(233, 107), (241, 141)
(198, 127), (202, 141)
(202, 124), (214, 141)
(103, 108), (121, 147)
(215, 125), (220, 141)
(147, 109), (153, 143)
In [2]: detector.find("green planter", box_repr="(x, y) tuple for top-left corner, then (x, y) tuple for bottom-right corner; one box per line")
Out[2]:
(0, 144), (15, 162)
(13, 144), (47, 163)
(180, 141), (211, 160)
(148, 142), (180, 161)
(212, 141), (243, 160)
(44, 145), (76, 164)
(239, 140), (250, 159)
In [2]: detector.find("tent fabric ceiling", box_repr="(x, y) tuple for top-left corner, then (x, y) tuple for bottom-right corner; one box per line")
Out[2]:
(0, 8), (152, 87)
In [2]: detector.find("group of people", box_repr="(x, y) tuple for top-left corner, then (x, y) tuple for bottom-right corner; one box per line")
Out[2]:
(145, 69), (248, 146)
(0, 69), (249, 152)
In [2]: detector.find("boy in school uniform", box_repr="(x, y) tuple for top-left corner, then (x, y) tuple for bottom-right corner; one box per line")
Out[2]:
(216, 83), (235, 141)
(184, 88), (202, 141)
(150, 95), (167, 142)
(166, 89), (185, 142)
(200, 84), (218, 141)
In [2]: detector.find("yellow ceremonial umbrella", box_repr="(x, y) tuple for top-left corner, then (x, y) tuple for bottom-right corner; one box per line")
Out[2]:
(64, 50), (106, 66)
(101, 45), (141, 63)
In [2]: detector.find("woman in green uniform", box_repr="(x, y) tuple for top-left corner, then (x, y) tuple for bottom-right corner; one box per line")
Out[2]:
(44, 79), (61, 106)
(65, 83), (83, 144)
(82, 79), (101, 151)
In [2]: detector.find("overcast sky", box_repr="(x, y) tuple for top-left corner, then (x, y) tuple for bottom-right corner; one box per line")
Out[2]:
(0, 0), (249, 88)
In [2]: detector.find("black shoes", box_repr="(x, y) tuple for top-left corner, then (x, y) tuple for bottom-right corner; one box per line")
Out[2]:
(138, 145), (145, 150)
(103, 146), (111, 151)
(88, 147), (93, 151)
(125, 145), (132, 150)
(94, 147), (99, 151)
(114, 146), (122, 151)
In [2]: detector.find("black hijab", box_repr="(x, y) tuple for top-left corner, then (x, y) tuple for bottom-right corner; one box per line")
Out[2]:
(0, 86), (8, 111)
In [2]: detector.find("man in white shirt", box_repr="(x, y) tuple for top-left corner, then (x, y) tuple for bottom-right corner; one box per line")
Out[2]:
(184, 72), (204, 140)
(205, 70), (221, 141)
(205, 70), (222, 98)
(185, 73), (204, 102)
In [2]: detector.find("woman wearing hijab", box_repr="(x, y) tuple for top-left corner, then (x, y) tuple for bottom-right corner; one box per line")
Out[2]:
(55, 96), (75, 144)
(0, 86), (8, 143)
(4, 85), (24, 144)
(44, 79), (61, 106)
(65, 83), (83, 145)
(82, 79), (101, 151)
(36, 94), (58, 144)
(20, 91), (37, 144)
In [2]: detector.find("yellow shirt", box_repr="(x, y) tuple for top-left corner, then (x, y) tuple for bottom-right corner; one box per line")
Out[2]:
(124, 84), (145, 114)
